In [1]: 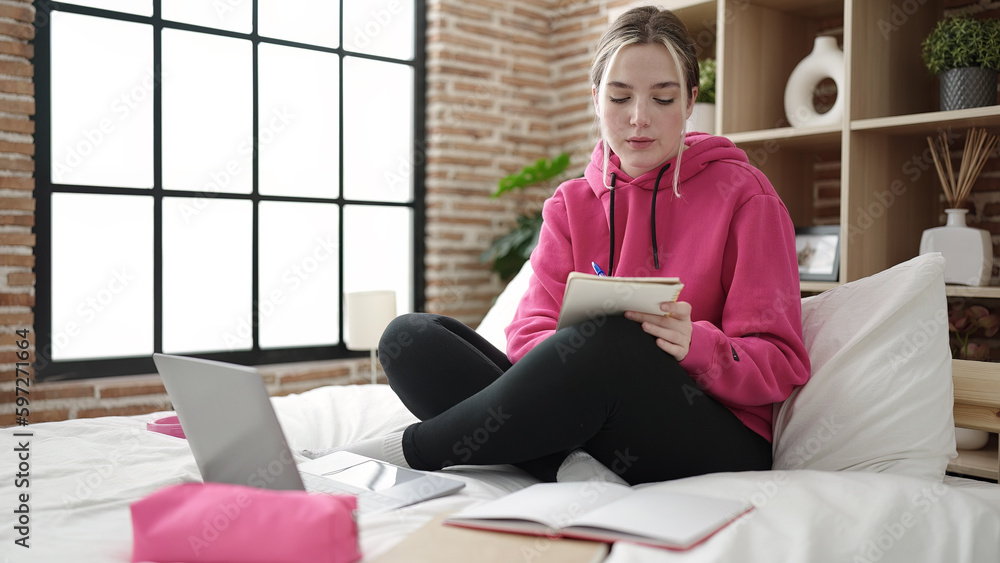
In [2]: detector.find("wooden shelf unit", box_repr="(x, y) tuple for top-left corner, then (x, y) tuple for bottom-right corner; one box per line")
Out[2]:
(667, 1), (1000, 482)
(667, 0), (1000, 284)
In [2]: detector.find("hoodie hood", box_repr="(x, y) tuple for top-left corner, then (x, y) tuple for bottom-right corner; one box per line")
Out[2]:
(581, 132), (751, 271)
(584, 132), (750, 196)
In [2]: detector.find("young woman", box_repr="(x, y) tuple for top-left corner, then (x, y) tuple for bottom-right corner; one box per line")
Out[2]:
(341, 6), (810, 486)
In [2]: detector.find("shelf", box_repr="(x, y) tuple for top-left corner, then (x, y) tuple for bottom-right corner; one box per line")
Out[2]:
(720, 1), (845, 135)
(666, 1), (718, 60)
(848, 0), (941, 121)
(949, 434), (999, 482)
(950, 360), (999, 482)
(727, 125), (841, 149)
(662, 0), (713, 11)
(746, 0), (844, 18)
(952, 360), (1000, 416)
(800, 280), (839, 294)
(664, 0), (716, 22)
(851, 106), (1000, 136)
(946, 286), (1000, 299)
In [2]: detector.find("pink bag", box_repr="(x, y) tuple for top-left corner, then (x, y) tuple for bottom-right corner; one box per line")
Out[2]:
(131, 482), (361, 563)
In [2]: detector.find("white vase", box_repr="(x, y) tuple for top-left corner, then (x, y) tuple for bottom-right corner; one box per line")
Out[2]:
(955, 427), (990, 450)
(784, 36), (845, 128)
(687, 102), (715, 134)
(919, 208), (993, 286)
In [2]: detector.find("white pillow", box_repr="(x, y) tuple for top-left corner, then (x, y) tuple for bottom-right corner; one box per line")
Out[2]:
(475, 260), (534, 351)
(772, 253), (956, 481)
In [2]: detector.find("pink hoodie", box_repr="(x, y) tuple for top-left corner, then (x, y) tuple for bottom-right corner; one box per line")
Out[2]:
(505, 133), (811, 441)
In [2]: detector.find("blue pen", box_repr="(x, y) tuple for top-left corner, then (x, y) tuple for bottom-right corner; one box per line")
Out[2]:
(592, 262), (607, 277)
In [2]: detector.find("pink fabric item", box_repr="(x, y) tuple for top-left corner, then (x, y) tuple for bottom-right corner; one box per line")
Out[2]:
(131, 482), (360, 563)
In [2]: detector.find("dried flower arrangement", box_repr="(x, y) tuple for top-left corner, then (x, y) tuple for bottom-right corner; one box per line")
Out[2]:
(926, 127), (999, 209)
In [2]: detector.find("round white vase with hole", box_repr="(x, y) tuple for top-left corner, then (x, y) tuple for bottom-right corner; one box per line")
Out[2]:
(784, 36), (845, 128)
(955, 427), (990, 450)
(919, 208), (993, 286)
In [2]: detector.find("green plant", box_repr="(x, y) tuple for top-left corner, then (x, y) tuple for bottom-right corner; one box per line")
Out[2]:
(921, 15), (1000, 75)
(492, 152), (570, 198)
(949, 303), (1000, 360)
(480, 211), (544, 281)
(695, 58), (716, 104)
(481, 153), (572, 281)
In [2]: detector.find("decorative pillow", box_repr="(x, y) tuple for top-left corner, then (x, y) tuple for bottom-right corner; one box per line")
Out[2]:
(772, 253), (956, 481)
(475, 260), (535, 352)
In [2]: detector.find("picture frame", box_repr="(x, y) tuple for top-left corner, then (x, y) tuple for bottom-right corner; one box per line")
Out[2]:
(795, 225), (840, 281)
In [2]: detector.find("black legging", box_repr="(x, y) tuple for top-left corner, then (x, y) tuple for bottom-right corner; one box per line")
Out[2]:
(378, 313), (772, 485)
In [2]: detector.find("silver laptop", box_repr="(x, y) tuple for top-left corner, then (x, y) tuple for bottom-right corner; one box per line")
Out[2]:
(152, 353), (464, 515)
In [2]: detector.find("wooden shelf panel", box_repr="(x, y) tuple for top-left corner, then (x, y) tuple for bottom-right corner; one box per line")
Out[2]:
(800, 280), (839, 293)
(946, 285), (1000, 299)
(950, 361), (999, 481)
(847, 0), (941, 121)
(662, 0), (714, 11)
(953, 360), (1000, 412)
(747, 0), (844, 18)
(851, 106), (1000, 135)
(949, 435), (999, 482)
(669, 1), (719, 59)
(720, 2), (845, 134)
(663, 0), (716, 22)
(727, 125), (841, 148)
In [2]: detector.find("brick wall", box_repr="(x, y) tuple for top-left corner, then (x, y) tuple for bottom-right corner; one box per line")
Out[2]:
(3, 0), (1000, 425)
(1, 0), (37, 425)
(425, 0), (608, 322)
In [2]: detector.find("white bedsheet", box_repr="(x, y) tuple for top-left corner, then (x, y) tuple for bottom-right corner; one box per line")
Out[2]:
(1, 383), (998, 563)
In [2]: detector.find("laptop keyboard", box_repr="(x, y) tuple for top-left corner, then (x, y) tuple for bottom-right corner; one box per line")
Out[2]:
(300, 472), (399, 514)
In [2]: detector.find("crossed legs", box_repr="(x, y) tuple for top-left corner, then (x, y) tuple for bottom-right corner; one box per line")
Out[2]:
(378, 313), (771, 485)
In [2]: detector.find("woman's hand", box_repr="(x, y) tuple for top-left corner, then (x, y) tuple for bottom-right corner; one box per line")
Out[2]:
(625, 301), (693, 361)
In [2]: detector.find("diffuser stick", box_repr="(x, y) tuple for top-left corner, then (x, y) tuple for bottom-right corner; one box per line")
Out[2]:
(928, 136), (950, 205)
(942, 133), (957, 204)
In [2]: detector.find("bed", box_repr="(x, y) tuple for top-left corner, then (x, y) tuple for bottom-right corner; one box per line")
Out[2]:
(3, 252), (1000, 563)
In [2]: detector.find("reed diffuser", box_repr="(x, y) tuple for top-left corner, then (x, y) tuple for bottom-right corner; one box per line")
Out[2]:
(920, 128), (999, 286)
(927, 127), (999, 209)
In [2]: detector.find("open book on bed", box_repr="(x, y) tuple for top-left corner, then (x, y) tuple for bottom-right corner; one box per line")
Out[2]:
(557, 271), (684, 330)
(443, 482), (751, 551)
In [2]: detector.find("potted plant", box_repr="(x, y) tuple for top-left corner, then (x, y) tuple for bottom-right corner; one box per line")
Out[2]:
(921, 15), (1000, 111)
(481, 153), (571, 281)
(687, 58), (716, 133)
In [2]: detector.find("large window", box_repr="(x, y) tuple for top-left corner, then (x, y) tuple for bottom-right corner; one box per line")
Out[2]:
(34, 1), (425, 380)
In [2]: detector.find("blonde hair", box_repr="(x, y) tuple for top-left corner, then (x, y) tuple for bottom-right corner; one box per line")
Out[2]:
(591, 6), (699, 196)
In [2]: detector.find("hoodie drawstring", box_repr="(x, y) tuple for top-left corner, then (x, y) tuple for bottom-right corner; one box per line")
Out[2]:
(606, 163), (671, 275)
(608, 173), (616, 274)
(651, 163), (671, 270)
